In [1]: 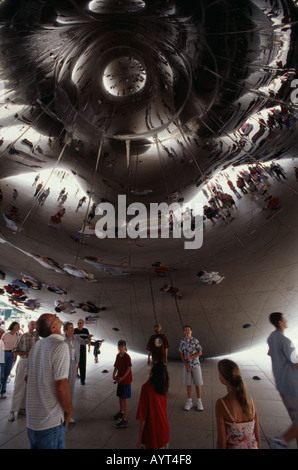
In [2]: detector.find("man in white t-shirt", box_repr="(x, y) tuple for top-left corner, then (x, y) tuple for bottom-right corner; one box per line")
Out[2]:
(267, 312), (298, 449)
(26, 313), (73, 449)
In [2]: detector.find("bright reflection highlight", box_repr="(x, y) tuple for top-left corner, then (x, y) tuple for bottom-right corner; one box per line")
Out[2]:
(4, 168), (91, 211)
(213, 322), (298, 369)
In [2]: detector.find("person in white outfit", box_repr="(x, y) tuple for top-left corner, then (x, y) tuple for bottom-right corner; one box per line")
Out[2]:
(63, 322), (91, 422)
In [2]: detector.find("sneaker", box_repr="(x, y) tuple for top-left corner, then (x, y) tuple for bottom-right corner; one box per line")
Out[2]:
(114, 418), (128, 428)
(197, 399), (204, 411)
(1, 393), (7, 399)
(184, 399), (193, 411)
(113, 411), (123, 420)
(70, 417), (75, 423)
(269, 437), (288, 449)
(8, 411), (15, 422)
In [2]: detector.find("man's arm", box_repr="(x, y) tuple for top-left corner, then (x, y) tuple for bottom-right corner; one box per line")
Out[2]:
(186, 349), (202, 360)
(117, 366), (131, 382)
(180, 351), (190, 372)
(55, 378), (73, 426)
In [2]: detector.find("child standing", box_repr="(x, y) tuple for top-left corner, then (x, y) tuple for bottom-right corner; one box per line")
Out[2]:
(113, 340), (132, 428)
(179, 325), (204, 411)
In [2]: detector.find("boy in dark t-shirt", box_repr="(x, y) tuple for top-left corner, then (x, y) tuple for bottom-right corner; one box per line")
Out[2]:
(147, 323), (169, 366)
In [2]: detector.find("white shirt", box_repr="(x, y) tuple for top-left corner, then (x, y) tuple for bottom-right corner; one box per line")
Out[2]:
(26, 334), (70, 431)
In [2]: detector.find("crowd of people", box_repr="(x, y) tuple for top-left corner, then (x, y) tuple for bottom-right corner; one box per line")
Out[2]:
(0, 170), (96, 237)
(0, 159), (294, 249)
(0, 262), (106, 316)
(1, 275), (43, 311)
(202, 162), (289, 227)
(0, 313), (297, 450)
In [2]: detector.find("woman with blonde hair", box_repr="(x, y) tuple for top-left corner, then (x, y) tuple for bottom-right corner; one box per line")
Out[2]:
(215, 359), (261, 449)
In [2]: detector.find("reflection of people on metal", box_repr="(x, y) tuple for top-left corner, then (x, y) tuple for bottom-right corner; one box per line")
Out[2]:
(71, 224), (96, 243)
(81, 256), (130, 275)
(4, 284), (27, 304)
(63, 264), (97, 282)
(47, 284), (67, 295)
(91, 339), (104, 363)
(152, 262), (170, 277)
(160, 284), (182, 299)
(55, 300), (76, 315)
(75, 196), (86, 212)
(22, 275), (42, 290)
(87, 203), (97, 223)
(197, 270), (225, 285)
(24, 299), (41, 311)
(3, 213), (22, 232)
(48, 208), (65, 227)
(30, 255), (64, 274)
(76, 301), (105, 313)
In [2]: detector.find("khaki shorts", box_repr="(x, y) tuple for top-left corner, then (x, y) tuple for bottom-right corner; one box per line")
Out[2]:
(183, 364), (203, 386)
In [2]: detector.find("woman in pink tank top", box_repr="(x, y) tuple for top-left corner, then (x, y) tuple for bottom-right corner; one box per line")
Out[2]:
(215, 359), (261, 449)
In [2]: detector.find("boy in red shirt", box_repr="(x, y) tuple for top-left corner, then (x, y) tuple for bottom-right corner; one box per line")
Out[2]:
(113, 340), (132, 428)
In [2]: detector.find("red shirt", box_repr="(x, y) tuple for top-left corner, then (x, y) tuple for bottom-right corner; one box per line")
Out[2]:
(136, 381), (169, 449)
(113, 352), (132, 385)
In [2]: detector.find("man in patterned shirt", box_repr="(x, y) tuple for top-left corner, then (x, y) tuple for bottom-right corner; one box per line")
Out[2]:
(179, 325), (203, 411)
(8, 321), (39, 422)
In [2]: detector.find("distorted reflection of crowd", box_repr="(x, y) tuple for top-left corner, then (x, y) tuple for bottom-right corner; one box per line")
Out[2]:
(202, 161), (287, 226)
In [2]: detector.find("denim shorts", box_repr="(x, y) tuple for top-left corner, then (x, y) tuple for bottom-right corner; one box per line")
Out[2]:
(183, 364), (203, 386)
(27, 422), (67, 449)
(117, 383), (131, 399)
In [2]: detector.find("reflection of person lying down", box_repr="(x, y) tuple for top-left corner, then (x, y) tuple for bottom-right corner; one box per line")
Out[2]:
(197, 270), (225, 284)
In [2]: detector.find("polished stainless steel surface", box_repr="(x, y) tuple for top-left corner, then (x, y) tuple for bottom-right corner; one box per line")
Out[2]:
(0, 0), (298, 360)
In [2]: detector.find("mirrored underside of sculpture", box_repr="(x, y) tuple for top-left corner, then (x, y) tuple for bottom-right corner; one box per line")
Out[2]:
(0, 0), (297, 359)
